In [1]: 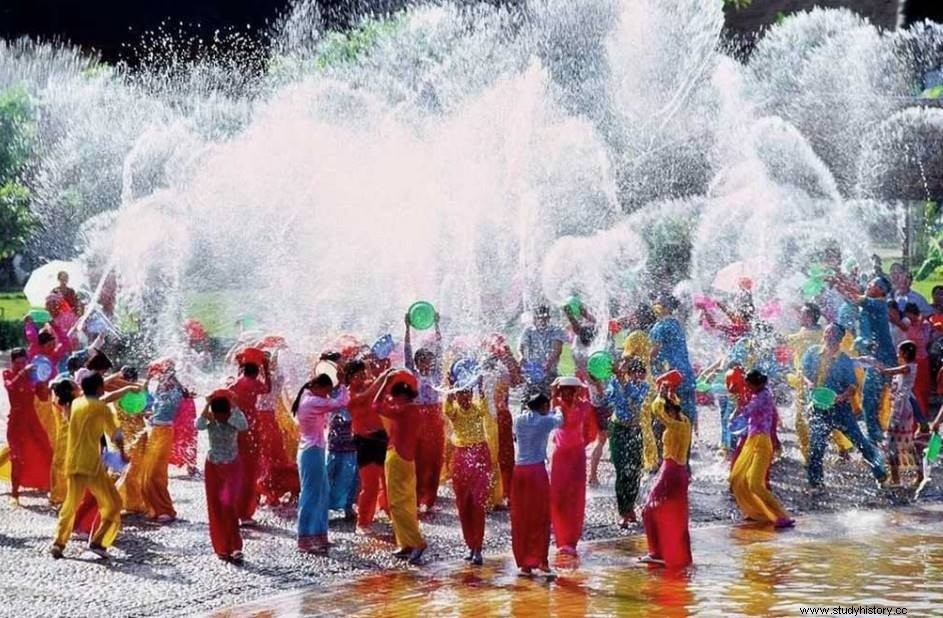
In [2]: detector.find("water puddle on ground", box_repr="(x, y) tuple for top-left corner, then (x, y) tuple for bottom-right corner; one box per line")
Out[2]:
(215, 505), (943, 617)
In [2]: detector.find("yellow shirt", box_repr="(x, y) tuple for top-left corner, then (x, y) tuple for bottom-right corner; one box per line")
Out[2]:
(65, 396), (119, 477)
(651, 396), (691, 465)
(444, 400), (488, 448)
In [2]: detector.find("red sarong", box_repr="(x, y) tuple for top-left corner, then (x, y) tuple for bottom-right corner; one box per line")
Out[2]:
(205, 458), (243, 556)
(169, 398), (197, 469)
(550, 439), (586, 549)
(496, 408), (515, 505)
(511, 463), (551, 569)
(452, 442), (491, 551)
(414, 404), (444, 509)
(641, 459), (692, 569)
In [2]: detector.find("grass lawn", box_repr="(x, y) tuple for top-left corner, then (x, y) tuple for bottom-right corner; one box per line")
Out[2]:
(0, 292), (29, 322)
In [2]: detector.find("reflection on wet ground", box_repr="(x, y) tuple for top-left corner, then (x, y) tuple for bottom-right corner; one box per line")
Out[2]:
(214, 505), (943, 617)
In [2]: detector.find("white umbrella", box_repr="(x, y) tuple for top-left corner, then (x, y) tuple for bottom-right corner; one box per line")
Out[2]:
(711, 260), (761, 295)
(23, 260), (87, 307)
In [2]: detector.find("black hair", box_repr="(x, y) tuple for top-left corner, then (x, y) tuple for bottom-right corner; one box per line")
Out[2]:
(526, 393), (550, 410)
(624, 357), (646, 376)
(745, 369), (768, 388)
(414, 348), (435, 365)
(120, 366), (139, 381)
(802, 302), (821, 324)
(390, 381), (418, 400)
(242, 362), (260, 377)
(344, 359), (366, 381)
(664, 398), (683, 414)
(10, 347), (27, 362)
(86, 351), (113, 372)
(291, 374), (336, 415)
(81, 373), (105, 396)
(933, 285), (943, 295)
(898, 340), (917, 362)
(904, 302), (921, 316)
(886, 299), (900, 316)
(320, 351), (342, 363)
(37, 331), (55, 346)
(578, 325), (595, 346)
(209, 397), (232, 415)
(634, 304), (657, 331)
(67, 355), (84, 374)
(53, 380), (76, 406)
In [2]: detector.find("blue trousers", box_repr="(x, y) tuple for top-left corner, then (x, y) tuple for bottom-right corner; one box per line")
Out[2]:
(807, 403), (886, 486)
(327, 450), (359, 511)
(298, 446), (329, 538)
(861, 368), (889, 443)
(678, 380), (697, 425)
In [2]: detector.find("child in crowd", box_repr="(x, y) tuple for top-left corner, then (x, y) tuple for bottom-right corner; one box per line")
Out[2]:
(197, 389), (248, 564)
(881, 341), (919, 487)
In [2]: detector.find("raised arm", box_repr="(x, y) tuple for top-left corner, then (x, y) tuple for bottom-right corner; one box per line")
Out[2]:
(404, 312), (414, 372)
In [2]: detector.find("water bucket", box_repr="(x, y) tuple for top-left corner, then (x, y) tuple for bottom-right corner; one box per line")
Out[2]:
(801, 278), (825, 300)
(710, 381), (728, 395)
(408, 301), (436, 330)
(587, 350), (614, 381)
(31, 355), (54, 383)
(27, 308), (53, 325)
(102, 451), (127, 474)
(119, 390), (148, 415)
(371, 334), (394, 360)
(696, 379), (711, 393)
(450, 358), (479, 389)
(564, 295), (582, 317)
(927, 433), (942, 463)
(810, 387), (837, 409)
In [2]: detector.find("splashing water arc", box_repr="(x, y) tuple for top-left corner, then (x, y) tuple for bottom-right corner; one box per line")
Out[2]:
(3, 0), (942, 357)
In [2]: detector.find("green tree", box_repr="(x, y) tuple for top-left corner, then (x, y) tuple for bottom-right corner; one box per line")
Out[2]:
(0, 182), (34, 259)
(0, 85), (36, 182)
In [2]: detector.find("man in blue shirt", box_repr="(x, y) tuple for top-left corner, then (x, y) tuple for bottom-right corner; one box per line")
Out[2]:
(833, 274), (896, 443)
(801, 324), (887, 488)
(519, 305), (567, 396)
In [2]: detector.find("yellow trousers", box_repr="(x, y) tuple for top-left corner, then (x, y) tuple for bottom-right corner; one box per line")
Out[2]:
(276, 392), (300, 461)
(141, 426), (176, 519)
(119, 433), (149, 514)
(0, 446), (10, 482)
(50, 415), (69, 505)
(385, 450), (425, 549)
(55, 471), (122, 548)
(730, 434), (790, 524)
(483, 412), (503, 506)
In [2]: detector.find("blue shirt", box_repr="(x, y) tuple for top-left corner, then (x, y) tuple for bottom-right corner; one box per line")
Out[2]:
(801, 346), (857, 398)
(650, 317), (694, 379)
(197, 407), (248, 464)
(604, 378), (648, 424)
(150, 385), (184, 426)
(519, 325), (567, 367)
(513, 410), (563, 465)
(857, 297), (897, 365)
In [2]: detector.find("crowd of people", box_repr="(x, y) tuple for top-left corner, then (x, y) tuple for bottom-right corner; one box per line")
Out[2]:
(3, 252), (943, 576)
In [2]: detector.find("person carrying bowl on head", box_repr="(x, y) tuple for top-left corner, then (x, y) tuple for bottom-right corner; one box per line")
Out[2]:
(511, 391), (562, 578)
(549, 376), (591, 556)
(443, 367), (492, 566)
(230, 350), (272, 526)
(404, 310), (445, 514)
(291, 371), (349, 555)
(728, 370), (793, 528)
(519, 304), (567, 396)
(639, 377), (693, 569)
(800, 323), (887, 489)
(621, 304), (660, 471)
(374, 369), (426, 565)
(197, 389), (248, 564)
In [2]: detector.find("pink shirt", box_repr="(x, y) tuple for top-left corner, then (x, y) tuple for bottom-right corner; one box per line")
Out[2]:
(296, 387), (350, 450)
